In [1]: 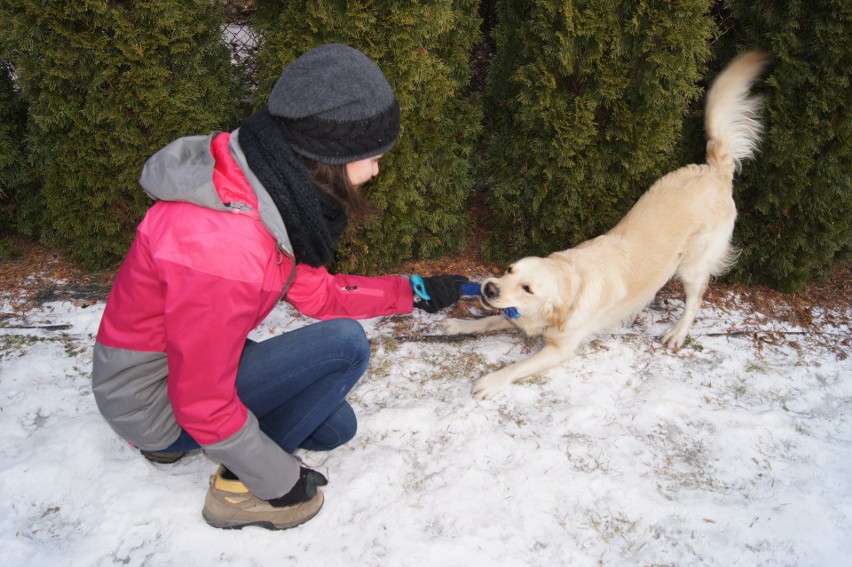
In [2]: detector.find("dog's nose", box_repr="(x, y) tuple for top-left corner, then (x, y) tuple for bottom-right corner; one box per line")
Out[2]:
(483, 282), (499, 300)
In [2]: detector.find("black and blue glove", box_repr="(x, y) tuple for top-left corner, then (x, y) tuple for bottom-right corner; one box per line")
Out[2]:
(410, 274), (470, 314)
(269, 467), (329, 508)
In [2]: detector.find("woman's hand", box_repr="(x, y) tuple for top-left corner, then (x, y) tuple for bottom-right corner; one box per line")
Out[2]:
(410, 275), (470, 313)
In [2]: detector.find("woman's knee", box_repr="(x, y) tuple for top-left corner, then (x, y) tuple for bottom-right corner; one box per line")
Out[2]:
(323, 318), (370, 366)
(300, 402), (358, 451)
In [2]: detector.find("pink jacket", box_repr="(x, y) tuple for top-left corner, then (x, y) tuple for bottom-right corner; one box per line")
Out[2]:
(92, 131), (413, 499)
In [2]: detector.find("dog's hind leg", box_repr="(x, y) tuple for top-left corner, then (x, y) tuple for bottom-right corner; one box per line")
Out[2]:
(662, 223), (736, 349)
(661, 272), (708, 349)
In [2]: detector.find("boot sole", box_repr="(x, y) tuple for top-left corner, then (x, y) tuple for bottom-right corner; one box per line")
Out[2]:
(141, 450), (186, 464)
(202, 491), (324, 530)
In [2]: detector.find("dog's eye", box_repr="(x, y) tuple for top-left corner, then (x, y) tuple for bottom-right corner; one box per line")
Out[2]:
(506, 266), (513, 274)
(522, 285), (533, 294)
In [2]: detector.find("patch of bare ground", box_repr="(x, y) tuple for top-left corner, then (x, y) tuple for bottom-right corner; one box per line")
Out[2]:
(2, 234), (849, 357)
(402, 229), (851, 356)
(0, 238), (117, 319)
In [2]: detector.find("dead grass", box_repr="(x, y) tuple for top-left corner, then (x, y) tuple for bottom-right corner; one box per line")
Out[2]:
(0, 238), (116, 318)
(2, 233), (849, 345)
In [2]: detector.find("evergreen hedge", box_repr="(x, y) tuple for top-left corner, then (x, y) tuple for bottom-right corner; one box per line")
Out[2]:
(0, 0), (244, 269)
(482, 0), (850, 291)
(252, 0), (482, 273)
(0, 62), (29, 238)
(1, 1), (848, 290)
(716, 0), (852, 291)
(482, 0), (715, 261)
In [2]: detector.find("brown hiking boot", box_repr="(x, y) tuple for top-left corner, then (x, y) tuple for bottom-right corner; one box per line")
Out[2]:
(140, 449), (186, 464)
(202, 466), (324, 530)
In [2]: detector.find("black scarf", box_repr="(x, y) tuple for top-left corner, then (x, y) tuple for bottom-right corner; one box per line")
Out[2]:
(238, 108), (348, 267)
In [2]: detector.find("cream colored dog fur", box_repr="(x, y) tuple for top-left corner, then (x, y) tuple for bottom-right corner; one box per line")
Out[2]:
(442, 52), (769, 399)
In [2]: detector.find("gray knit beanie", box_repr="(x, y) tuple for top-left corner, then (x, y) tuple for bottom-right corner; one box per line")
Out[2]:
(268, 44), (400, 165)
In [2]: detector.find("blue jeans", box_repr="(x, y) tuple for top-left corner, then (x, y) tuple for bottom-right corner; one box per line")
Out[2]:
(160, 318), (369, 454)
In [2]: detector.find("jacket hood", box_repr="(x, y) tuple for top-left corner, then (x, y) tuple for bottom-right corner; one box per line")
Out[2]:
(140, 134), (228, 212)
(139, 132), (293, 256)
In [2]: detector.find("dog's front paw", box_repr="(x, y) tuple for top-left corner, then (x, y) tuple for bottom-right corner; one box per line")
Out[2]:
(439, 318), (471, 335)
(660, 325), (688, 349)
(472, 372), (513, 400)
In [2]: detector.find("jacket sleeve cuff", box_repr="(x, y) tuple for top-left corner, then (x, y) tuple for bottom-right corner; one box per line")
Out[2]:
(202, 411), (300, 500)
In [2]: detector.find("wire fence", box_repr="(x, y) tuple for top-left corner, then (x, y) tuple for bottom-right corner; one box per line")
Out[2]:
(222, 0), (260, 89)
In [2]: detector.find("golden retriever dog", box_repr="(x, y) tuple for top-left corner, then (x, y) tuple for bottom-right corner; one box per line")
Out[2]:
(442, 51), (769, 399)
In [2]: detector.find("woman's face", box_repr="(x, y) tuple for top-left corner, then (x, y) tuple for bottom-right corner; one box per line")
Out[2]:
(346, 155), (383, 188)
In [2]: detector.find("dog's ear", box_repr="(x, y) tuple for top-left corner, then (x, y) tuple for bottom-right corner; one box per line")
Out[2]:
(543, 297), (570, 331)
(555, 299), (570, 331)
(545, 261), (579, 331)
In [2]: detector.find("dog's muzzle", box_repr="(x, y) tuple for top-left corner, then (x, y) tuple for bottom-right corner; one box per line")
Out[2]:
(483, 282), (500, 299)
(481, 281), (500, 307)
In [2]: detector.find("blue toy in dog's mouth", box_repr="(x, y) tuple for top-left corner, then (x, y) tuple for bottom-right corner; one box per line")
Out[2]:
(501, 306), (520, 319)
(460, 282), (520, 319)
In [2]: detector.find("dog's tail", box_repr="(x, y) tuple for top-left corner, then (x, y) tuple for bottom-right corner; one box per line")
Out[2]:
(704, 51), (769, 173)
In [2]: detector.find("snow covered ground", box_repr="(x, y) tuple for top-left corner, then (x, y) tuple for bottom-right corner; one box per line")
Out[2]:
(1, 282), (850, 566)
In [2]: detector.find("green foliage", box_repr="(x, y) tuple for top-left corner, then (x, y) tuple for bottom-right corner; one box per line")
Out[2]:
(0, 62), (31, 234)
(252, 0), (483, 273)
(0, 237), (19, 260)
(0, 0), (244, 269)
(717, 0), (852, 291)
(482, 0), (715, 261)
(1, 0), (847, 291)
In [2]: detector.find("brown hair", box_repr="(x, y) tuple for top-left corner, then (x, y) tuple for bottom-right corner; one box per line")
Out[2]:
(298, 156), (375, 221)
